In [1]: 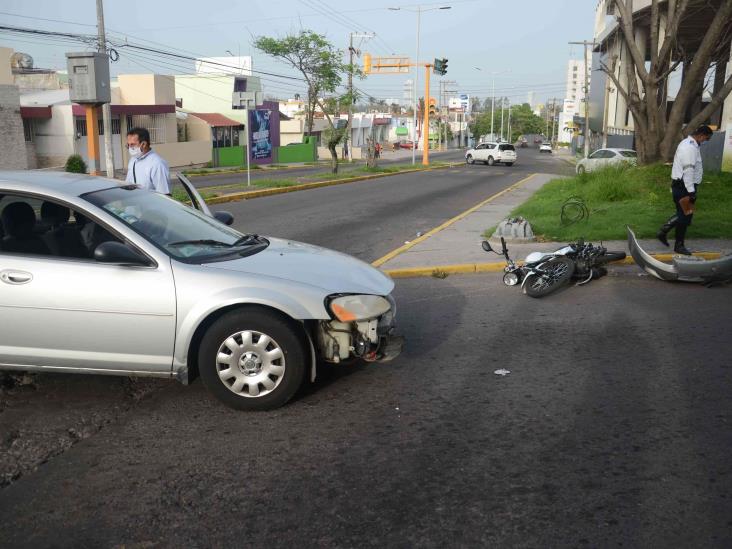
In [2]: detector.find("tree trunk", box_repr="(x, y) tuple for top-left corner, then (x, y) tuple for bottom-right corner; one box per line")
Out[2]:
(329, 143), (338, 174)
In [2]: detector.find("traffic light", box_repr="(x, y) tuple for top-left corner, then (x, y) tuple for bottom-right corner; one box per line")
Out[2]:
(428, 97), (438, 117)
(433, 58), (448, 75)
(363, 53), (372, 74)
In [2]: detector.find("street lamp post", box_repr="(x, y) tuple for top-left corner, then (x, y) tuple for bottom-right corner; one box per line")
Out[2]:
(390, 4), (451, 165)
(475, 68), (509, 141)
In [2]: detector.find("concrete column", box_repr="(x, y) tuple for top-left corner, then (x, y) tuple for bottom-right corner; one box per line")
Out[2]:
(721, 39), (732, 131)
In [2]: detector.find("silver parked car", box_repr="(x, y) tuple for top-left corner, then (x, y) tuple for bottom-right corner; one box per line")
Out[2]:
(0, 172), (402, 410)
(576, 148), (637, 174)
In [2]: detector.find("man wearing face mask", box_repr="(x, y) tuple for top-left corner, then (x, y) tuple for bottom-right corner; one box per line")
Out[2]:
(656, 124), (714, 255)
(125, 127), (171, 195)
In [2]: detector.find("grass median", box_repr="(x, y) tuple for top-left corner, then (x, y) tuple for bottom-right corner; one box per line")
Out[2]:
(501, 164), (732, 241)
(184, 162), (451, 199)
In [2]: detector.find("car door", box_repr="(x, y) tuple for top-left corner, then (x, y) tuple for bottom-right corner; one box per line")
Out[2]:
(586, 150), (604, 171)
(0, 192), (177, 375)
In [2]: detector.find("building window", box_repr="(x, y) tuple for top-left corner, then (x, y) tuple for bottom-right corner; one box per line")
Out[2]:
(23, 119), (34, 142)
(128, 114), (167, 143)
(234, 78), (247, 92)
(75, 118), (86, 137)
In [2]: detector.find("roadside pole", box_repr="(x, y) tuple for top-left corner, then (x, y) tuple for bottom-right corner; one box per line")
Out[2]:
(95, 0), (114, 178)
(347, 33), (354, 163)
(422, 64), (431, 165)
(246, 111), (251, 187)
(569, 40), (596, 158)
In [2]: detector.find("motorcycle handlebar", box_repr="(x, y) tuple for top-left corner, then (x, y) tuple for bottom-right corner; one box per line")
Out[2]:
(500, 237), (508, 256)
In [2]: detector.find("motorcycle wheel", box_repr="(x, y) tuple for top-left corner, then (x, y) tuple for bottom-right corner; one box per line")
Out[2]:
(524, 257), (575, 298)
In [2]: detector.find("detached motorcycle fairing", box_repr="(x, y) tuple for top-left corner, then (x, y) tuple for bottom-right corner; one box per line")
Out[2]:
(626, 226), (732, 284)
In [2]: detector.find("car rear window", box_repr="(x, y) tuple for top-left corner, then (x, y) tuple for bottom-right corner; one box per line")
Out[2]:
(499, 144), (515, 151)
(619, 151), (637, 158)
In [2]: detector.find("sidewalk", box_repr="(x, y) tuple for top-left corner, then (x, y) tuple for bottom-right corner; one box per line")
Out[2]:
(375, 172), (732, 277)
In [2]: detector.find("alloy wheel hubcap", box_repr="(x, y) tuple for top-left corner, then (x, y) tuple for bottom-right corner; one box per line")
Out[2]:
(215, 330), (286, 398)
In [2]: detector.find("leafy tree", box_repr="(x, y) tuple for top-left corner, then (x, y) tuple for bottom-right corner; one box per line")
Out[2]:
(601, 0), (732, 163)
(469, 103), (545, 142)
(254, 30), (353, 173)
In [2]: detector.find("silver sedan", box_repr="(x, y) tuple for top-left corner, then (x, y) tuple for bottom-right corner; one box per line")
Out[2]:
(0, 172), (402, 410)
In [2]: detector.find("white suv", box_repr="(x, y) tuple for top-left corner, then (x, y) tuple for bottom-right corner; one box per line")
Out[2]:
(465, 142), (517, 166)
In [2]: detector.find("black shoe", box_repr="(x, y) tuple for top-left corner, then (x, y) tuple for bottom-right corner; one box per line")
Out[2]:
(674, 244), (693, 255)
(657, 230), (669, 247)
(657, 215), (678, 247)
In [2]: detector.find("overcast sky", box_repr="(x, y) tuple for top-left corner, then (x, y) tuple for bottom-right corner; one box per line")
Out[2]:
(1, 0), (599, 105)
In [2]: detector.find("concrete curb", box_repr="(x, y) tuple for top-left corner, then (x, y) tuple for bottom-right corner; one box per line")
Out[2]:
(371, 173), (539, 268)
(205, 164), (457, 205)
(383, 252), (723, 279)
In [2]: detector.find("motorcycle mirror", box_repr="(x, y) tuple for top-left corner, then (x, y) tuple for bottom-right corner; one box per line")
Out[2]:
(481, 241), (494, 253)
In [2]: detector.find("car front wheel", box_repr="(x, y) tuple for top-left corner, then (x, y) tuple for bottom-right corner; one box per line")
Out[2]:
(466, 154), (474, 165)
(487, 156), (495, 166)
(199, 308), (307, 411)
(577, 165), (586, 175)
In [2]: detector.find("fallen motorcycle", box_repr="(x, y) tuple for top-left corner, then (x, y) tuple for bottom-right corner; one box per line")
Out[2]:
(481, 237), (626, 298)
(627, 226), (732, 286)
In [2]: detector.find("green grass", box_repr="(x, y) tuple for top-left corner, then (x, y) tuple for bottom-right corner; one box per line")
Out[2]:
(510, 164), (732, 240)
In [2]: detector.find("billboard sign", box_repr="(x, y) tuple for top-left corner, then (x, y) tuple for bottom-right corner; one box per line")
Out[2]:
(196, 56), (252, 76)
(249, 109), (272, 161)
(459, 94), (470, 112)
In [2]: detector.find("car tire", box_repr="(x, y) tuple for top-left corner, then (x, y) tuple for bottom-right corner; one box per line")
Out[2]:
(466, 154), (474, 165)
(577, 165), (586, 175)
(487, 156), (495, 166)
(198, 307), (307, 411)
(505, 162), (514, 167)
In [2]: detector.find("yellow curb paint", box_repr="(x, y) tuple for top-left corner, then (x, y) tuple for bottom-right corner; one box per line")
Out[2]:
(204, 164), (456, 205)
(382, 252), (723, 279)
(372, 173), (539, 268)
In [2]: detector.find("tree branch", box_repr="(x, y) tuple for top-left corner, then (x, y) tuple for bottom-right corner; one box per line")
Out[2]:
(686, 74), (732, 132)
(650, 0), (660, 68)
(610, 0), (650, 82)
(656, 0), (691, 72)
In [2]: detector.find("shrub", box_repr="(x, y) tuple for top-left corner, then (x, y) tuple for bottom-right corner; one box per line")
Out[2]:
(65, 154), (87, 174)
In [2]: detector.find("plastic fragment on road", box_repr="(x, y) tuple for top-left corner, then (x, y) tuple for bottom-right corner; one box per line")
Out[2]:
(494, 369), (511, 376)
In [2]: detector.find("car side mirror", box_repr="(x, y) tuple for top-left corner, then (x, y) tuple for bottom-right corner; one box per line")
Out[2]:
(94, 241), (149, 266)
(481, 241), (494, 253)
(213, 210), (234, 226)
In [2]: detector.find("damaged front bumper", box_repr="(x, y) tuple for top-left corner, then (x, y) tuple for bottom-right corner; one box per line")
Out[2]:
(317, 294), (403, 364)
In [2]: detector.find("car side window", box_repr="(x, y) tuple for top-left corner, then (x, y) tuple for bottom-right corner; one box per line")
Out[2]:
(487, 144), (496, 150)
(589, 150), (603, 159)
(0, 194), (121, 260)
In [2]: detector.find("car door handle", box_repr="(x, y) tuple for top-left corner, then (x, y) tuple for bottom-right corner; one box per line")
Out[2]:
(0, 270), (33, 285)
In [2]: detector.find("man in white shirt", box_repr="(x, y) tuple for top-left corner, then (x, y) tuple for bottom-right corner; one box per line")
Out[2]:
(656, 125), (713, 255)
(125, 127), (171, 195)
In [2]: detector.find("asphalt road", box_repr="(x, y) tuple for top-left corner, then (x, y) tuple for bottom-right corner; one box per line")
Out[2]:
(4, 149), (730, 547)
(213, 147), (571, 263)
(1, 271), (731, 547)
(188, 149), (470, 188)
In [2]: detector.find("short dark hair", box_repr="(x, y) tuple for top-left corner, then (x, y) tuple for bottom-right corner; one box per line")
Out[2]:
(693, 125), (713, 137)
(127, 127), (151, 145)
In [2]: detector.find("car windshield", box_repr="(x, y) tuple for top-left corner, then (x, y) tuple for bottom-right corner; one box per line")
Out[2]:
(84, 186), (266, 261)
(619, 150), (637, 158)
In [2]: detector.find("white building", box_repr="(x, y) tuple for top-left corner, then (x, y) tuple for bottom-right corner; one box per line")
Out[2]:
(566, 59), (589, 105)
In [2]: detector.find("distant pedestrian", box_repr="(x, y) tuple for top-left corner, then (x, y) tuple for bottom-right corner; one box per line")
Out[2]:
(656, 125), (714, 255)
(125, 127), (171, 195)
(375, 142), (381, 158)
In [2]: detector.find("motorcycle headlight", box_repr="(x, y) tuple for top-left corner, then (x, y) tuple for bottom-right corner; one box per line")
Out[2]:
(328, 295), (392, 322)
(503, 272), (520, 286)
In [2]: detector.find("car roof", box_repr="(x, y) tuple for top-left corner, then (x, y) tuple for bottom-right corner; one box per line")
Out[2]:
(602, 148), (636, 153)
(0, 170), (121, 197)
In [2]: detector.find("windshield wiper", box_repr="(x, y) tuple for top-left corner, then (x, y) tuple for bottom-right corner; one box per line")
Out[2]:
(232, 234), (261, 246)
(168, 239), (233, 248)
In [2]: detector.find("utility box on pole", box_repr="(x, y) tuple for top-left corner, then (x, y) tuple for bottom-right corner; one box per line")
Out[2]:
(66, 52), (111, 104)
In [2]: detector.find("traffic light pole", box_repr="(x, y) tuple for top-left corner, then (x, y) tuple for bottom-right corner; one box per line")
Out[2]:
(423, 64), (431, 166)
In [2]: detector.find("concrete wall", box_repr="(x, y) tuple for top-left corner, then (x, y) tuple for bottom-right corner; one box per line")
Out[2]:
(0, 84), (28, 169)
(34, 104), (75, 167)
(175, 75), (259, 125)
(118, 74), (175, 105)
(0, 47), (13, 86)
(155, 140), (211, 169)
(186, 115), (213, 142)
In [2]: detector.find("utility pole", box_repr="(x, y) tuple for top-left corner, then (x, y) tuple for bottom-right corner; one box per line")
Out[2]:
(500, 97), (504, 141)
(507, 99), (511, 143)
(347, 32), (373, 163)
(550, 98), (557, 145)
(569, 40), (595, 158)
(96, 0), (114, 178)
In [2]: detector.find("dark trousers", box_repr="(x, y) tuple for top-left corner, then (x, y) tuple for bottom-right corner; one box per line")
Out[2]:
(670, 180), (698, 244)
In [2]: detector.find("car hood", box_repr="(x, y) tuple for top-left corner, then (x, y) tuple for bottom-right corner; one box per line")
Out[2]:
(203, 237), (394, 295)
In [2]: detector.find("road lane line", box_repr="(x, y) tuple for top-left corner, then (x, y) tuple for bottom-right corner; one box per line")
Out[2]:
(371, 173), (539, 268)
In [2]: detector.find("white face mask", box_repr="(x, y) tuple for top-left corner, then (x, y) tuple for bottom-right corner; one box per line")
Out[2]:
(128, 146), (141, 158)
